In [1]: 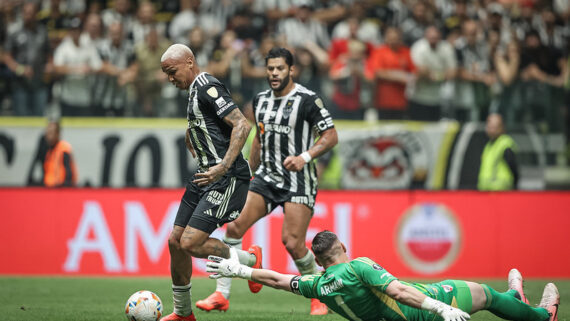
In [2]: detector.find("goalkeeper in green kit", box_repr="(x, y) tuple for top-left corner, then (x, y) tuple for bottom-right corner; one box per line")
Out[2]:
(206, 230), (559, 321)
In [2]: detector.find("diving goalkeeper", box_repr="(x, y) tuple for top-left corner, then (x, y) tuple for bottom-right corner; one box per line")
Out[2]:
(206, 230), (559, 321)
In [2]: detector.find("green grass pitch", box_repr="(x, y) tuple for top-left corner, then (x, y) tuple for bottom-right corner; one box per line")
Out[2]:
(1, 276), (568, 321)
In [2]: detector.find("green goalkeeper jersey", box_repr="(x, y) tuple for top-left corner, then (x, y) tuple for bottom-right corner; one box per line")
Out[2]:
(291, 257), (467, 321)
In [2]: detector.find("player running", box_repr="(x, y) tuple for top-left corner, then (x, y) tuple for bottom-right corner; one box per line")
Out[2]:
(207, 230), (560, 321)
(196, 47), (338, 315)
(159, 44), (257, 321)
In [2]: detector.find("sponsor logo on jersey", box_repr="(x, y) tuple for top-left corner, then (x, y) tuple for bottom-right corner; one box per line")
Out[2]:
(442, 285), (453, 293)
(228, 210), (240, 220)
(188, 118), (202, 128)
(397, 203), (462, 274)
(207, 87), (219, 98)
(205, 190), (224, 205)
(373, 264), (383, 271)
(258, 122), (265, 135)
(320, 278), (344, 296)
(315, 98), (324, 109)
(262, 123), (291, 134)
(215, 97), (231, 115)
(283, 101), (294, 119)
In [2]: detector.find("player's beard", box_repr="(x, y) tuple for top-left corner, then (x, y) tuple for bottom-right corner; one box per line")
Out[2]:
(268, 72), (290, 93)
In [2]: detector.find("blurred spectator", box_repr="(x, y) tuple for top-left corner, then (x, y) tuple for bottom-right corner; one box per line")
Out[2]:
(331, 2), (381, 46)
(93, 22), (138, 117)
(53, 17), (102, 116)
(478, 113), (518, 190)
(329, 17), (375, 63)
(3, 1), (51, 116)
(309, 0), (348, 26)
(519, 30), (567, 132)
(130, 1), (166, 45)
(410, 26), (457, 121)
(401, 1), (434, 46)
(80, 12), (103, 47)
(240, 35), (276, 103)
(228, 6), (266, 44)
(168, 0), (199, 44)
(536, 8), (567, 52)
(198, 0), (239, 38)
(554, 0), (570, 20)
(483, 2), (512, 45)
(134, 27), (171, 117)
(38, 0), (73, 52)
(493, 33), (522, 126)
(43, 120), (77, 187)
(187, 27), (214, 68)
(101, 0), (133, 36)
(442, 0), (472, 38)
(206, 29), (243, 92)
(277, 3), (330, 52)
(329, 38), (368, 120)
(366, 26), (416, 120)
(455, 20), (496, 122)
(511, 0), (539, 42)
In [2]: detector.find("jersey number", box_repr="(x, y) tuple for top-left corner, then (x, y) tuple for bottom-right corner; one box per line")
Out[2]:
(334, 295), (362, 321)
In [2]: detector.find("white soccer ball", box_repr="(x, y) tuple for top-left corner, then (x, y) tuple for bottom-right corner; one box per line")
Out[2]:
(125, 290), (163, 321)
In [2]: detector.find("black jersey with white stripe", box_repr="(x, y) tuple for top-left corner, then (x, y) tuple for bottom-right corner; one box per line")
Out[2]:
(253, 83), (335, 194)
(187, 72), (250, 180)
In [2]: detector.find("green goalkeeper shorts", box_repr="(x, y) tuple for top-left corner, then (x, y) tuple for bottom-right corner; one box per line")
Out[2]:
(428, 280), (473, 313)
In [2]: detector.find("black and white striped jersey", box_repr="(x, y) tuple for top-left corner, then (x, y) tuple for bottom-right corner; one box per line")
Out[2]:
(253, 83), (335, 194)
(186, 72), (250, 180)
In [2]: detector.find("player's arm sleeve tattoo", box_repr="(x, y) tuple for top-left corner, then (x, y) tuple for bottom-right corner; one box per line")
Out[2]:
(222, 108), (252, 170)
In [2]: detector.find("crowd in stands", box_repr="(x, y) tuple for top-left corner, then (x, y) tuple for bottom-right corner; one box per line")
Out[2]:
(0, 0), (569, 134)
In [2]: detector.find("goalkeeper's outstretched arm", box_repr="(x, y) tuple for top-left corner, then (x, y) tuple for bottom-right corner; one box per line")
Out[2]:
(206, 254), (297, 292)
(250, 269), (298, 292)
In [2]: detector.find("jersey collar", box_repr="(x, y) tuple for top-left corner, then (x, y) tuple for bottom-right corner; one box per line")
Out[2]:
(270, 83), (298, 100)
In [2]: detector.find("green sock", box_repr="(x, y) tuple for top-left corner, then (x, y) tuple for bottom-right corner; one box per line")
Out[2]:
(481, 285), (550, 321)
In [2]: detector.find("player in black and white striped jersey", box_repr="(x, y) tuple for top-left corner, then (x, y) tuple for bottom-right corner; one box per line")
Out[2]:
(197, 47), (338, 315)
(160, 44), (258, 321)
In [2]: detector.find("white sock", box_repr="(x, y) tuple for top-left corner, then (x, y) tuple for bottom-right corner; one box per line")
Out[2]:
(172, 282), (192, 316)
(223, 236), (257, 266)
(215, 236), (243, 299)
(294, 250), (319, 275)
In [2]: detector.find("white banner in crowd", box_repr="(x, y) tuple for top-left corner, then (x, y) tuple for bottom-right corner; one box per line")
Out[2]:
(0, 120), (458, 188)
(0, 125), (198, 187)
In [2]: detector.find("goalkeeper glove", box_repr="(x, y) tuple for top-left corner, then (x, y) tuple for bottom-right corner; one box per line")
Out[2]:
(206, 248), (253, 280)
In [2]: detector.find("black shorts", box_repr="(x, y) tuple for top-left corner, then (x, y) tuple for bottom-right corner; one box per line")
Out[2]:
(249, 176), (316, 214)
(174, 175), (249, 234)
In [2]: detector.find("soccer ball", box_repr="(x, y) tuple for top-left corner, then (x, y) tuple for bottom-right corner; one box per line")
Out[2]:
(124, 290), (163, 321)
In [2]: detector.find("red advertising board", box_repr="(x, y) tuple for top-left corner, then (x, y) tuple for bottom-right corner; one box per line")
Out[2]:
(1, 189), (568, 278)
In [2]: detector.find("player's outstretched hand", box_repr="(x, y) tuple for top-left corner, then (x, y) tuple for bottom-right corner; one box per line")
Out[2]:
(206, 249), (252, 280)
(283, 155), (305, 172)
(440, 306), (470, 321)
(193, 163), (227, 186)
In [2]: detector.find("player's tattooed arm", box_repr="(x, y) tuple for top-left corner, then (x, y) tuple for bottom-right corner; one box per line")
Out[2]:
(222, 108), (252, 170)
(309, 128), (338, 158)
(283, 127), (338, 172)
(193, 108), (251, 186)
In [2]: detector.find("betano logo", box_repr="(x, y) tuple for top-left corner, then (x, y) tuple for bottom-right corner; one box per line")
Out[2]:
(396, 203), (462, 274)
